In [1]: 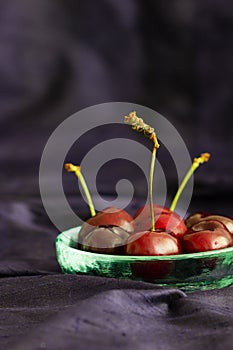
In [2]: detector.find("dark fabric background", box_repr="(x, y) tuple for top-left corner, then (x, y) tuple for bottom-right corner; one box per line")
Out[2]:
(0, 1), (233, 349)
(0, 0), (232, 200)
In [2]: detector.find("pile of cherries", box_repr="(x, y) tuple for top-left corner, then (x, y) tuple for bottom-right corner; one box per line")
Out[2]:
(67, 112), (233, 258)
(78, 205), (233, 256)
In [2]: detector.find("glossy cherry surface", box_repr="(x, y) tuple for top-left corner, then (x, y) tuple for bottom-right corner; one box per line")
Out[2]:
(182, 229), (232, 253)
(79, 206), (134, 244)
(133, 204), (170, 219)
(81, 226), (130, 254)
(134, 204), (187, 239)
(77, 207), (135, 254)
(126, 229), (182, 256)
(186, 213), (233, 234)
(182, 217), (233, 253)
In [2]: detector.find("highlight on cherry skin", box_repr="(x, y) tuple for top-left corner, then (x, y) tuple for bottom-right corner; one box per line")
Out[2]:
(78, 207), (135, 254)
(64, 112), (233, 257)
(133, 204), (187, 239)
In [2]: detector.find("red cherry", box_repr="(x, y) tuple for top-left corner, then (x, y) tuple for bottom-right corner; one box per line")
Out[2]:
(183, 218), (233, 253)
(126, 229), (182, 256)
(186, 213), (233, 234)
(78, 207), (135, 254)
(79, 206), (135, 244)
(134, 204), (170, 219)
(185, 212), (208, 228)
(126, 228), (180, 281)
(182, 229), (232, 253)
(134, 205), (187, 239)
(190, 220), (227, 232)
(201, 215), (233, 234)
(94, 207), (134, 231)
(81, 226), (130, 254)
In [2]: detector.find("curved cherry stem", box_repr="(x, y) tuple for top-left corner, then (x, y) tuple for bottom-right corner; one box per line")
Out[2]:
(65, 163), (96, 217)
(170, 153), (211, 212)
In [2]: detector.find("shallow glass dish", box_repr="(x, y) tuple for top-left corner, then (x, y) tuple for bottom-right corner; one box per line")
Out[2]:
(56, 226), (233, 292)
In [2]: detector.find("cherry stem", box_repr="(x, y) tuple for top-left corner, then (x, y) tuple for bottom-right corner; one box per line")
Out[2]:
(65, 163), (96, 217)
(170, 153), (211, 212)
(124, 112), (160, 232)
(150, 146), (157, 231)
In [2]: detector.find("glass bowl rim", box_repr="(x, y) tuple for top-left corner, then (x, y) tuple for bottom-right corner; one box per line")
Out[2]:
(57, 226), (233, 261)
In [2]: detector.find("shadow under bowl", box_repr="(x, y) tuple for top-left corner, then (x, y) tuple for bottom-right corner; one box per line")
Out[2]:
(56, 226), (233, 292)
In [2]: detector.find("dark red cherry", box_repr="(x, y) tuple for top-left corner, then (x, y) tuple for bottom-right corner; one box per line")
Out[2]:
(185, 212), (207, 228)
(190, 220), (227, 232)
(202, 215), (233, 234)
(134, 205), (187, 239)
(126, 230), (180, 280)
(81, 226), (130, 254)
(78, 207), (134, 254)
(134, 204), (170, 219)
(183, 217), (233, 253)
(182, 229), (232, 253)
(186, 213), (233, 235)
(79, 206), (134, 244)
(126, 229), (182, 256)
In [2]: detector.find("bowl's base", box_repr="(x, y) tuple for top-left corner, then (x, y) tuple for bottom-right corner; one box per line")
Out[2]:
(148, 275), (233, 292)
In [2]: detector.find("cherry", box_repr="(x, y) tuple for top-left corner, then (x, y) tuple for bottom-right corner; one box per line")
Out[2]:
(204, 216), (233, 234)
(134, 204), (170, 219)
(126, 229), (182, 256)
(186, 213), (233, 234)
(185, 212), (210, 228)
(126, 229), (178, 281)
(81, 226), (130, 254)
(78, 206), (134, 244)
(126, 229), (181, 281)
(134, 204), (187, 239)
(182, 229), (232, 253)
(182, 219), (233, 253)
(189, 219), (227, 232)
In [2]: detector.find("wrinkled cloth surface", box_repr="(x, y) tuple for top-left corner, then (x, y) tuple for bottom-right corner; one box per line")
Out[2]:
(1, 273), (233, 350)
(0, 197), (233, 350)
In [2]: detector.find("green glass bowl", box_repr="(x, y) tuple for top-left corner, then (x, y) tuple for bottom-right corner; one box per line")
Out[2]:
(56, 226), (233, 292)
